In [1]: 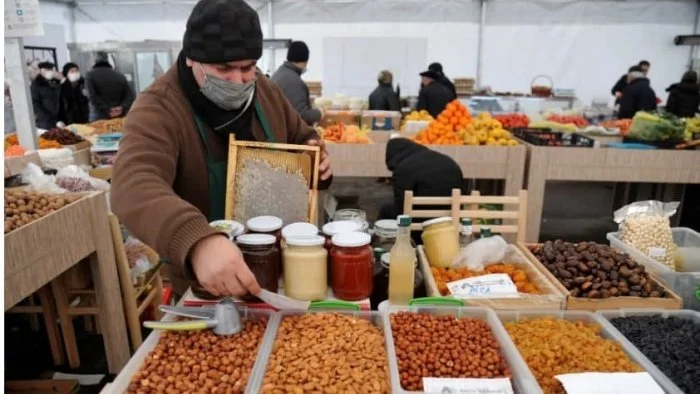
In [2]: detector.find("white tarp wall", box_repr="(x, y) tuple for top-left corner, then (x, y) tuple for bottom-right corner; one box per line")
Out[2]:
(42, 0), (696, 104)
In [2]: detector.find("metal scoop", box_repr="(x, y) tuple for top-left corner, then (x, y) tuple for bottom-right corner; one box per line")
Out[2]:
(143, 298), (243, 336)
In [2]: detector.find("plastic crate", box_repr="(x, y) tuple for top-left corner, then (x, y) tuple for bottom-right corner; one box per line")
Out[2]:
(383, 305), (541, 394)
(597, 308), (700, 394)
(497, 310), (676, 394)
(524, 130), (594, 147)
(607, 228), (700, 311)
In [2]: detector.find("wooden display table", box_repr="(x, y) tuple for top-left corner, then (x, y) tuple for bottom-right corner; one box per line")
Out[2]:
(524, 146), (700, 242)
(4, 191), (130, 373)
(327, 140), (527, 197)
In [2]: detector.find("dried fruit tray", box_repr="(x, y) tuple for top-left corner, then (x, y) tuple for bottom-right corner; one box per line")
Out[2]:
(383, 305), (540, 394)
(419, 244), (567, 310)
(518, 243), (683, 311)
(596, 308), (700, 394)
(107, 307), (278, 394)
(497, 310), (679, 394)
(247, 309), (391, 393)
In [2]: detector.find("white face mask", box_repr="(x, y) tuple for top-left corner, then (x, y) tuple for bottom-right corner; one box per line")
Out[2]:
(68, 72), (81, 82)
(42, 70), (55, 80)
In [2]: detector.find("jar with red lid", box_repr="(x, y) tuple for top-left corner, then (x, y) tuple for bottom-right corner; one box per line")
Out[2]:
(331, 231), (373, 301)
(322, 221), (361, 282)
(246, 216), (283, 276)
(236, 233), (279, 302)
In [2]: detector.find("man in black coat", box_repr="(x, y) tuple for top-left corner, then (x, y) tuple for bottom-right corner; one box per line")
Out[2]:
(417, 70), (453, 118)
(618, 65), (657, 119)
(379, 138), (463, 225)
(30, 62), (62, 129)
(612, 60), (650, 104)
(369, 70), (400, 111)
(666, 71), (700, 118)
(429, 62), (457, 100)
(85, 52), (135, 121)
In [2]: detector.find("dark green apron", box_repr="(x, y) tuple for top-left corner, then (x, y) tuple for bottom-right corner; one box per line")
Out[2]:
(194, 100), (276, 221)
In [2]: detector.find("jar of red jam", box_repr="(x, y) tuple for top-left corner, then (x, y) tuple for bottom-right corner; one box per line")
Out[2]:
(331, 231), (373, 301)
(236, 234), (279, 302)
(322, 221), (361, 282)
(246, 216), (283, 276)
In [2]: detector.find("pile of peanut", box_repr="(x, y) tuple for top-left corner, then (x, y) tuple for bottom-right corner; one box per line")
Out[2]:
(390, 312), (511, 391)
(127, 319), (267, 394)
(262, 313), (390, 394)
(504, 317), (642, 394)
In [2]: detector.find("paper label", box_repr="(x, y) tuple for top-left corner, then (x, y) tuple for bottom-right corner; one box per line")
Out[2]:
(647, 247), (666, 259)
(555, 372), (664, 394)
(422, 377), (513, 394)
(447, 274), (519, 298)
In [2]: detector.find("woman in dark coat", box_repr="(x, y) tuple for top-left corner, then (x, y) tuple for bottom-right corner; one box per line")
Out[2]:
(666, 71), (700, 118)
(30, 62), (61, 129)
(57, 62), (90, 125)
(369, 70), (400, 111)
(618, 66), (657, 119)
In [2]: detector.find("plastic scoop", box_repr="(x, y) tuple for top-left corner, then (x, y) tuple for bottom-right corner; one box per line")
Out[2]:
(143, 298), (243, 336)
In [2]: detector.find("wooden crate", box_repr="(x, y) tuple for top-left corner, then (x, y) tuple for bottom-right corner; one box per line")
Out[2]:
(419, 244), (566, 310)
(517, 243), (683, 311)
(4, 151), (42, 178)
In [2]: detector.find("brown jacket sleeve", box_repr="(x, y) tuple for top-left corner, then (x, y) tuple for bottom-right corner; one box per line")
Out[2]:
(111, 89), (218, 269)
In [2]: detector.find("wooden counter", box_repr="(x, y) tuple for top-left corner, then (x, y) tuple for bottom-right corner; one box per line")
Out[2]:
(327, 138), (527, 197)
(4, 191), (130, 373)
(524, 145), (700, 242)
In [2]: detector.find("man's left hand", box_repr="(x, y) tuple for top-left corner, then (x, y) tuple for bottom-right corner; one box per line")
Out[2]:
(307, 138), (332, 181)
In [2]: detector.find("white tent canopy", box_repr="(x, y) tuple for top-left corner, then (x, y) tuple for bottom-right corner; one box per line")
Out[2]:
(39, 0), (698, 104)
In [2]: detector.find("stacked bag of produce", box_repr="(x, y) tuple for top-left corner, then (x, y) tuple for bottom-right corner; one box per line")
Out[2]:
(627, 112), (685, 143)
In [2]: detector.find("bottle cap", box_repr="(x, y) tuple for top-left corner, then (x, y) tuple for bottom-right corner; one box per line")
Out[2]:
(397, 215), (412, 227)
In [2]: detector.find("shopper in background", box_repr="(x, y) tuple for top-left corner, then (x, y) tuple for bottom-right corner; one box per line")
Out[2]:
(665, 71), (700, 118)
(271, 41), (323, 125)
(57, 62), (89, 126)
(85, 52), (135, 121)
(111, 0), (333, 299)
(368, 70), (400, 111)
(428, 62), (457, 100)
(618, 65), (657, 119)
(30, 62), (62, 129)
(611, 60), (651, 104)
(417, 69), (452, 118)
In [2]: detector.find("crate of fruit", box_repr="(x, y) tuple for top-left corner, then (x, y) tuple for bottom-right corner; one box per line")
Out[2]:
(383, 303), (541, 394)
(108, 306), (277, 393)
(519, 242), (682, 311)
(247, 308), (391, 393)
(419, 244), (566, 310)
(596, 308), (700, 394)
(497, 310), (677, 394)
(517, 129), (594, 147)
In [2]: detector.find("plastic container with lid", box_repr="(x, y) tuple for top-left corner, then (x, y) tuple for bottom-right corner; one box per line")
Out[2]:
(283, 235), (327, 301)
(209, 219), (245, 240)
(372, 219), (398, 254)
(333, 209), (369, 233)
(608, 227), (700, 311)
(331, 231), (373, 301)
(281, 222), (319, 249)
(247, 216), (283, 276)
(237, 234), (279, 302)
(421, 217), (460, 268)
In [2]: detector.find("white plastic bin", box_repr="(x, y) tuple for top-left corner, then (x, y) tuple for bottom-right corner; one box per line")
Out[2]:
(383, 305), (541, 394)
(597, 308), (700, 394)
(497, 310), (676, 394)
(607, 227), (700, 311)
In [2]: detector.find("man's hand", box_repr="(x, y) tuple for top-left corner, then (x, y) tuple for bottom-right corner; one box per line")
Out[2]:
(109, 106), (124, 118)
(190, 234), (261, 297)
(615, 92), (622, 99)
(307, 138), (332, 181)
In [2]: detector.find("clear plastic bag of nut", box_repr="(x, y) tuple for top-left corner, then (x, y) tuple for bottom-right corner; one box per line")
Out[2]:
(614, 200), (680, 271)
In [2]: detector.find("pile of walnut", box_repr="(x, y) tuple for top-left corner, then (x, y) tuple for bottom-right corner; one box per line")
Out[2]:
(5, 191), (80, 234)
(530, 241), (667, 299)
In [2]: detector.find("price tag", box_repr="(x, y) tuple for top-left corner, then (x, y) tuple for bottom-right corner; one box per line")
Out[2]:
(422, 377), (513, 394)
(647, 247), (666, 259)
(555, 372), (664, 394)
(447, 274), (519, 298)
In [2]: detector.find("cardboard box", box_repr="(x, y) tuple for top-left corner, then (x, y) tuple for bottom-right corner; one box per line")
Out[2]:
(360, 110), (402, 131)
(318, 110), (361, 128)
(4, 152), (42, 178)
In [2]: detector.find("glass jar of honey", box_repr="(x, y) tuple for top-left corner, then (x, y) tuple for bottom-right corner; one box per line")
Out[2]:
(421, 217), (460, 268)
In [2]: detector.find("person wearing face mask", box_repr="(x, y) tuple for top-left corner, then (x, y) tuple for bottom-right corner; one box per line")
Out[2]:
(57, 63), (89, 126)
(30, 62), (62, 129)
(111, 0), (334, 300)
(271, 41), (323, 126)
(85, 52), (135, 121)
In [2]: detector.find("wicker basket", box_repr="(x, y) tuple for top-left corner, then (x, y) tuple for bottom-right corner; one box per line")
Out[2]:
(530, 74), (553, 97)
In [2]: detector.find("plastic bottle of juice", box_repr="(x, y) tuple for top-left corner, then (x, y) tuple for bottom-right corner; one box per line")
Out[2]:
(388, 215), (415, 305)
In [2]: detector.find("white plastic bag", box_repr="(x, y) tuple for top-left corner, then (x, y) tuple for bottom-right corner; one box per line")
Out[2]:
(55, 165), (110, 192)
(451, 235), (508, 271)
(21, 163), (67, 193)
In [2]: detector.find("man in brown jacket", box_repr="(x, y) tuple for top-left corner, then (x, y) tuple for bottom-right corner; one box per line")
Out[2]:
(111, 0), (332, 299)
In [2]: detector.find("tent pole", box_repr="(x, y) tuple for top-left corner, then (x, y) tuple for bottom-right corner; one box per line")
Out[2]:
(690, 0), (700, 70)
(476, 0), (486, 88)
(267, 0), (275, 74)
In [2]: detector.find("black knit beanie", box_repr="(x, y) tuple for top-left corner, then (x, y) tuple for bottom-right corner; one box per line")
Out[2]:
(287, 41), (310, 63)
(183, 0), (263, 64)
(62, 62), (79, 76)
